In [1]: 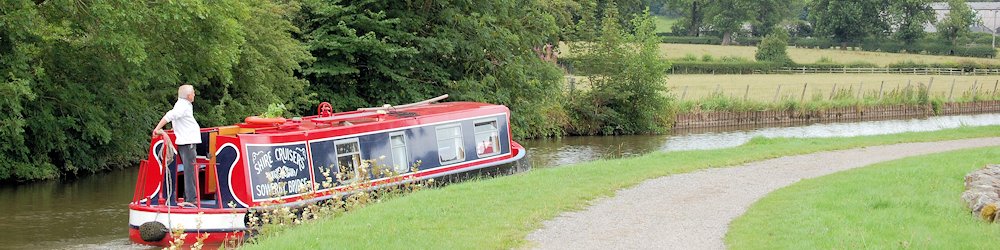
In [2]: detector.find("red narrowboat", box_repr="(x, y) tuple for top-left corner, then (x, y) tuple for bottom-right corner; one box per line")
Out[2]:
(128, 95), (528, 246)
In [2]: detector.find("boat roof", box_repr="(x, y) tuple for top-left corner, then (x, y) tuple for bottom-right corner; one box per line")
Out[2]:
(232, 101), (508, 137)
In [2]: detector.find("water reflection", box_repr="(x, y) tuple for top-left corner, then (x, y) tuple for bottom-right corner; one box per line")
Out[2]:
(0, 167), (145, 250)
(523, 113), (1000, 167)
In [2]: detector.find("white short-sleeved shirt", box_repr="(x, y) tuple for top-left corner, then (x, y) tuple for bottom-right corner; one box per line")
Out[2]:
(163, 99), (202, 145)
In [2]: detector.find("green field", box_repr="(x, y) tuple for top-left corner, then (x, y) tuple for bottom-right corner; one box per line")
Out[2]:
(727, 147), (1000, 249)
(658, 43), (1000, 66)
(244, 126), (1000, 249)
(667, 74), (1000, 102)
(654, 15), (676, 34)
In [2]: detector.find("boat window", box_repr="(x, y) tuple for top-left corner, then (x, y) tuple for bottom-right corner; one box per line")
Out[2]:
(389, 133), (409, 173)
(474, 120), (500, 157)
(335, 139), (362, 183)
(436, 125), (465, 165)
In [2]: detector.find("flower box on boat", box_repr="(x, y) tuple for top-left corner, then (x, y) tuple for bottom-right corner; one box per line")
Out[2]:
(128, 95), (527, 246)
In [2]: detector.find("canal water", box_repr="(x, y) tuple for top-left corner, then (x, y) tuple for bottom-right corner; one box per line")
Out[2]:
(2, 113), (999, 249)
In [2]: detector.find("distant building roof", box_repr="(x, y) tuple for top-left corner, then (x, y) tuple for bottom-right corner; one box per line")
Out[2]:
(926, 2), (1000, 33)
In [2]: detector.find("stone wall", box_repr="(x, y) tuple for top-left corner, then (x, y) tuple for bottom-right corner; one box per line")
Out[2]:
(962, 164), (1000, 222)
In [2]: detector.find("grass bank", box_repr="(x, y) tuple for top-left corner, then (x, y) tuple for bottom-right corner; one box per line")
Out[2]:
(668, 74), (999, 102)
(727, 146), (1000, 249)
(245, 126), (1000, 249)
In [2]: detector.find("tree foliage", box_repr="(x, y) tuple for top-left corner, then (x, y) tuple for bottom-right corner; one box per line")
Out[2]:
(704, 0), (753, 45)
(809, 0), (887, 48)
(936, 0), (977, 44)
(296, 0), (567, 138)
(568, 7), (673, 135)
(888, 0), (935, 44)
(0, 0), (310, 182)
(755, 28), (792, 65)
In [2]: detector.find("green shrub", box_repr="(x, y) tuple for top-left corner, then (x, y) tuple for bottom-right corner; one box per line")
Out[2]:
(755, 28), (792, 65)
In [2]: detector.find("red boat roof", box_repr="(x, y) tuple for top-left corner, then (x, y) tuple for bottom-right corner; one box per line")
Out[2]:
(234, 101), (508, 136)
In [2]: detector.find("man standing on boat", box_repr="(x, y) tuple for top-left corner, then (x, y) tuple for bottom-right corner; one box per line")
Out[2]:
(151, 84), (201, 207)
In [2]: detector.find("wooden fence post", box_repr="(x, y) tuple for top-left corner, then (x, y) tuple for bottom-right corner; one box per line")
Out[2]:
(878, 81), (884, 100)
(801, 83), (808, 102)
(857, 81), (863, 99)
(744, 84), (750, 101)
(773, 84), (782, 103)
(973, 80), (979, 97)
(994, 80), (999, 96)
(927, 77), (934, 94)
(949, 79), (956, 102)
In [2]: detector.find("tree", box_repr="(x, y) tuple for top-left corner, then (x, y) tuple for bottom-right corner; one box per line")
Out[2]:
(888, 0), (935, 45)
(0, 0), (311, 182)
(705, 0), (753, 45)
(568, 7), (673, 135)
(296, 0), (567, 138)
(748, 0), (797, 37)
(665, 0), (709, 36)
(936, 0), (976, 45)
(809, 0), (886, 49)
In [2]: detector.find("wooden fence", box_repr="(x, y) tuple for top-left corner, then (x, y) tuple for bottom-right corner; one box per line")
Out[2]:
(673, 100), (1000, 131)
(771, 67), (983, 75)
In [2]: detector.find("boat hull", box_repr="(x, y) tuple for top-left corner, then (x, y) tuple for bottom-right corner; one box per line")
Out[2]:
(129, 142), (526, 246)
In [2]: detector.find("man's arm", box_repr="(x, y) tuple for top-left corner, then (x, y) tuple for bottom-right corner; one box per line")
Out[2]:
(152, 118), (169, 137)
(152, 109), (176, 137)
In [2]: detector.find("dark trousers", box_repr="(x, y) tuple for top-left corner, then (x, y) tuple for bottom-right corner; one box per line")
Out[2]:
(177, 144), (198, 202)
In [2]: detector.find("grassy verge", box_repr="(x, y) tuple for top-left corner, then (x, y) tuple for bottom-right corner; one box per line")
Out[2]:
(245, 126), (1000, 249)
(727, 146), (1000, 249)
(653, 15), (676, 34)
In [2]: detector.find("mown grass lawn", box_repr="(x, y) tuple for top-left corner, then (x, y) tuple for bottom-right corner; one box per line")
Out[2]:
(727, 146), (1000, 249)
(244, 126), (1000, 249)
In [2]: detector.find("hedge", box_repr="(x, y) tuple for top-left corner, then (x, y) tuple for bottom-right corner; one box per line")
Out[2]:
(659, 35), (721, 45)
(858, 39), (996, 58)
(669, 61), (782, 74)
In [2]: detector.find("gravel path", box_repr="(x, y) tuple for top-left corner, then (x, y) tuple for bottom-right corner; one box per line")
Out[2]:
(526, 137), (1000, 250)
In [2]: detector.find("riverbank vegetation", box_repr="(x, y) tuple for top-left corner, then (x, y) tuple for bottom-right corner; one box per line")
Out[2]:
(242, 126), (1000, 249)
(727, 146), (1000, 249)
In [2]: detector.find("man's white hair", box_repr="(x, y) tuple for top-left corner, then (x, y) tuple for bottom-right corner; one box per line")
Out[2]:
(178, 85), (194, 100)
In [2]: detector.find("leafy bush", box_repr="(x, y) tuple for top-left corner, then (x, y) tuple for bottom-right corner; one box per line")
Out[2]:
(260, 103), (286, 118)
(755, 28), (791, 65)
(568, 9), (673, 135)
